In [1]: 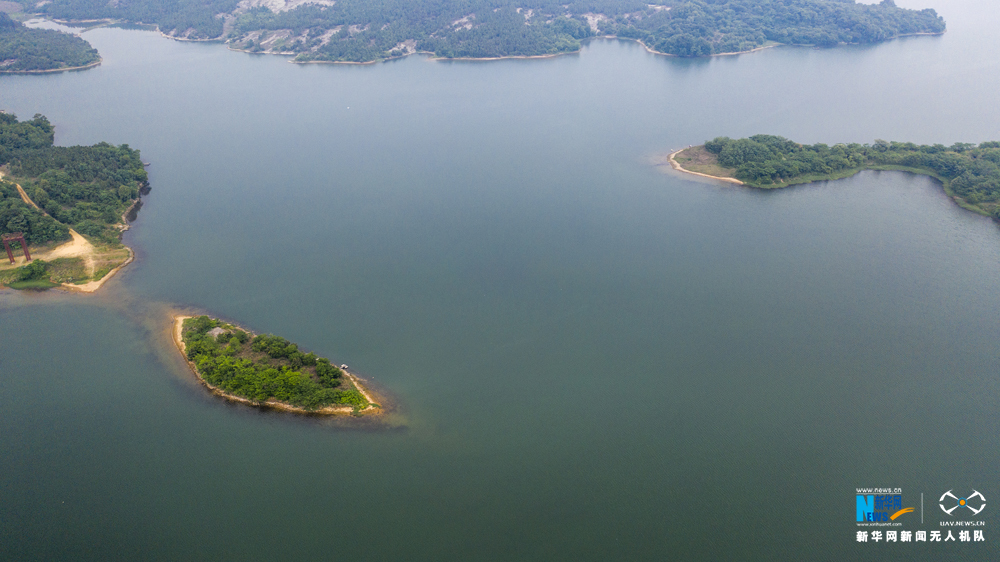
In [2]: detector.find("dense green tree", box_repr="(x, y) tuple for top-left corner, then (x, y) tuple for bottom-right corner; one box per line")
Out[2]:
(15, 259), (49, 281)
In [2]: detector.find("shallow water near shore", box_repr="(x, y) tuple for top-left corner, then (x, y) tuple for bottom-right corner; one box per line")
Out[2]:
(2, 0), (1000, 559)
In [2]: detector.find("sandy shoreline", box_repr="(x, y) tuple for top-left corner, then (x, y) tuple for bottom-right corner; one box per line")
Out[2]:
(0, 58), (102, 74)
(624, 36), (779, 58)
(171, 315), (383, 416)
(58, 245), (134, 293)
(158, 28), (220, 42)
(38, 15), (943, 66)
(432, 51), (572, 61)
(183, 35), (779, 65)
(230, 32), (903, 65)
(667, 148), (745, 185)
(254, 31), (943, 65)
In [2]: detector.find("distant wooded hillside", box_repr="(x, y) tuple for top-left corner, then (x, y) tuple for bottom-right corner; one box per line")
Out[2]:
(28, 0), (945, 62)
(0, 12), (99, 72)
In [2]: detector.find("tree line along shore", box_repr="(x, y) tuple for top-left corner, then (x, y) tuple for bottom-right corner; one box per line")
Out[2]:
(670, 135), (1000, 221)
(13, 0), (945, 64)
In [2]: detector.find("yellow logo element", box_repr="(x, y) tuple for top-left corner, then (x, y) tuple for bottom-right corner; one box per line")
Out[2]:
(890, 507), (915, 521)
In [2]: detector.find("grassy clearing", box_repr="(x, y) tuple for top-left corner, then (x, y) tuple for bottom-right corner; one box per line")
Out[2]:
(46, 257), (87, 283)
(90, 245), (131, 279)
(673, 146), (738, 178)
(0, 234), (130, 288)
(0, 267), (18, 285)
(7, 279), (59, 290)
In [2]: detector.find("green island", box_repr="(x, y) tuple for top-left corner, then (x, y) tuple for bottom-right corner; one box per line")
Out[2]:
(0, 12), (100, 72)
(670, 135), (1000, 219)
(175, 315), (381, 415)
(0, 112), (147, 290)
(27, 0), (944, 63)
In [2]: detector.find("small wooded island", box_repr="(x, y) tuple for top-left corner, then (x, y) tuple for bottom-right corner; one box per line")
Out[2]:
(670, 135), (1000, 220)
(0, 12), (100, 72)
(176, 315), (382, 415)
(31, 0), (944, 63)
(0, 112), (147, 290)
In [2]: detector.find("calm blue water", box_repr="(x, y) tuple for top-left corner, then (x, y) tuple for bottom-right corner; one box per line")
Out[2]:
(2, 0), (998, 559)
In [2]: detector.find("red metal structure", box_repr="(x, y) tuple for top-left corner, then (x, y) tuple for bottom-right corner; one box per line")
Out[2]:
(2, 232), (30, 264)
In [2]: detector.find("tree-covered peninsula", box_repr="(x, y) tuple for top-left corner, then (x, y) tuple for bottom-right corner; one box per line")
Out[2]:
(29, 0), (945, 63)
(671, 135), (1000, 220)
(178, 315), (379, 414)
(0, 12), (99, 72)
(0, 112), (147, 289)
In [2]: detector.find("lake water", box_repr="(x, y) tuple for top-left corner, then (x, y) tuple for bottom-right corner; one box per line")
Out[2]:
(2, 0), (999, 559)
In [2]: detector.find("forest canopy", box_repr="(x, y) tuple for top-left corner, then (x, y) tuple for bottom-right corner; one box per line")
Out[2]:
(28, 0), (945, 62)
(699, 135), (1000, 219)
(0, 112), (147, 245)
(0, 12), (100, 72)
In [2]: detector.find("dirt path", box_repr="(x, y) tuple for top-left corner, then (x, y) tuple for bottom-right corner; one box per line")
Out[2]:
(5, 171), (96, 275)
(14, 182), (41, 209)
(44, 230), (96, 274)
